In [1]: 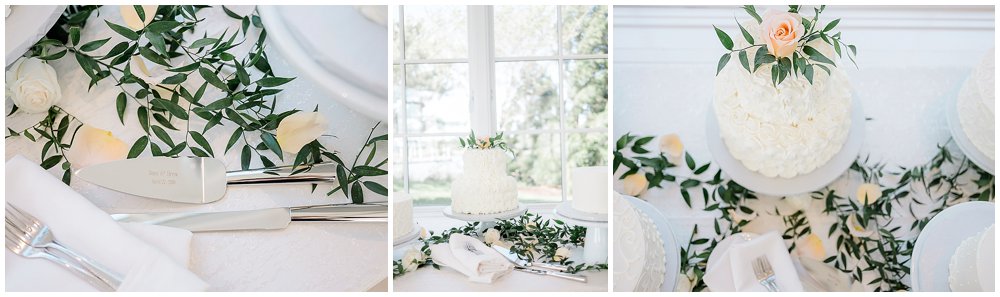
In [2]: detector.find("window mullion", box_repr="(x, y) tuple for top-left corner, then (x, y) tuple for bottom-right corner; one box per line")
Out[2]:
(557, 5), (569, 203)
(467, 6), (496, 136)
(398, 5), (410, 193)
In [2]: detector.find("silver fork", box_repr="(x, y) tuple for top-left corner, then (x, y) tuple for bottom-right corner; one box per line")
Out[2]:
(5, 203), (122, 290)
(465, 243), (484, 255)
(752, 256), (779, 292)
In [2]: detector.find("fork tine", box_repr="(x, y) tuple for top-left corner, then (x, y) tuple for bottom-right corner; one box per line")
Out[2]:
(6, 203), (39, 233)
(761, 257), (773, 274)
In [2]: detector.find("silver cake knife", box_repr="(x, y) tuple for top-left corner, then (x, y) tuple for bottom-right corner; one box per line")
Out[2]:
(111, 203), (387, 232)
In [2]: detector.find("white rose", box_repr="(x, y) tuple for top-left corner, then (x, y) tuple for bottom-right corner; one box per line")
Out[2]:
(66, 125), (128, 168)
(552, 246), (571, 262)
(276, 111), (328, 154)
(402, 248), (423, 272)
(419, 227), (428, 240)
(120, 5), (158, 30)
(483, 228), (501, 245)
(6, 57), (61, 114)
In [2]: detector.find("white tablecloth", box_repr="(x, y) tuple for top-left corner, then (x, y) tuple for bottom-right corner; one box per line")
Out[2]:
(613, 5), (994, 291)
(5, 6), (387, 291)
(393, 206), (608, 292)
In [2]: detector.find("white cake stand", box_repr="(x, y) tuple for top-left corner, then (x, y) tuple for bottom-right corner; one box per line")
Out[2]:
(945, 85), (995, 174)
(442, 203), (527, 234)
(705, 94), (865, 196)
(392, 224), (422, 260)
(553, 202), (608, 264)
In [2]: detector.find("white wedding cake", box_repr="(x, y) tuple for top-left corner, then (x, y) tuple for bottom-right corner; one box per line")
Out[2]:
(956, 51), (995, 163)
(613, 193), (666, 291)
(450, 148), (519, 214)
(392, 193), (414, 243)
(570, 166), (609, 215)
(948, 224), (995, 292)
(714, 22), (852, 179)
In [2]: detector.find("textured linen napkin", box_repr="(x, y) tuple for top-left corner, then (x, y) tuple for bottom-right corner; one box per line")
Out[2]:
(703, 231), (804, 292)
(429, 234), (513, 283)
(4, 155), (208, 291)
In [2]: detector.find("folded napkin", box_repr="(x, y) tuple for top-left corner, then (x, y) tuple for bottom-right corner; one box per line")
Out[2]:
(703, 232), (804, 292)
(429, 234), (512, 283)
(4, 155), (208, 291)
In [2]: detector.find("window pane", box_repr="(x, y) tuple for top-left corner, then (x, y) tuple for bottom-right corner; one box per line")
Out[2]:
(405, 63), (470, 133)
(494, 6), (557, 57)
(393, 65), (404, 134)
(567, 132), (607, 168)
(408, 137), (464, 206)
(564, 59), (608, 129)
(393, 6), (402, 62)
(403, 6), (468, 60)
(561, 5), (608, 55)
(508, 133), (562, 203)
(496, 61), (559, 131)
(393, 139), (405, 192)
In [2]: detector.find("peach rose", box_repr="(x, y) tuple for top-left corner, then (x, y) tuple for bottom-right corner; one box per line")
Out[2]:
(760, 10), (804, 58)
(659, 133), (684, 160)
(66, 125), (128, 168)
(855, 183), (881, 205)
(622, 173), (649, 197)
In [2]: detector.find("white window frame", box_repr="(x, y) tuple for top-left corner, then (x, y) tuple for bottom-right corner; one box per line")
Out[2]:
(394, 5), (608, 206)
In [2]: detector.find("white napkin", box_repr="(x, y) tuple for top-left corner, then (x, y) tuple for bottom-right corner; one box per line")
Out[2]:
(429, 234), (513, 283)
(4, 155), (208, 291)
(703, 232), (804, 292)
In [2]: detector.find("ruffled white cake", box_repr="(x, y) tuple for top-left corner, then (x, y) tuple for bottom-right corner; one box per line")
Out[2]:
(957, 51), (995, 162)
(392, 193), (414, 242)
(713, 22), (852, 179)
(613, 193), (666, 291)
(450, 149), (518, 214)
(948, 224), (994, 291)
(570, 166), (609, 215)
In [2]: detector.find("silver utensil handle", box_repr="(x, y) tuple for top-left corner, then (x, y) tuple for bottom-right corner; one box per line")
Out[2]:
(290, 203), (387, 222)
(544, 270), (588, 283)
(37, 248), (116, 291)
(48, 242), (122, 289)
(531, 262), (569, 272)
(226, 162), (338, 185)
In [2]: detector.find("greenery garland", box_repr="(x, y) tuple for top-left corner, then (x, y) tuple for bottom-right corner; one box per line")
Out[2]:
(393, 212), (608, 277)
(5, 5), (387, 203)
(614, 133), (994, 291)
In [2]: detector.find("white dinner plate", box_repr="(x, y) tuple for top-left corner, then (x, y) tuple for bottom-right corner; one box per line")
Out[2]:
(442, 203), (527, 222)
(945, 79), (994, 174)
(705, 94), (865, 196)
(554, 201), (608, 223)
(257, 6), (388, 120)
(5, 5), (65, 67)
(911, 201), (995, 291)
(624, 195), (679, 291)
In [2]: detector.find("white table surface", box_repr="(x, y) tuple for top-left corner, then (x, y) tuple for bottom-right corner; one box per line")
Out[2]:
(612, 5), (994, 291)
(392, 205), (609, 292)
(5, 6), (388, 291)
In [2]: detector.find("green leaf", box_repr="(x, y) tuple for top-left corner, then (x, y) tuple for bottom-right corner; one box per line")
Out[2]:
(40, 155), (63, 169)
(116, 93), (127, 124)
(680, 179), (701, 188)
(350, 181), (364, 204)
(226, 127), (243, 153)
(336, 165), (350, 197)
(151, 125), (174, 147)
(199, 67), (228, 90)
(742, 5), (762, 23)
(137, 107), (150, 132)
(133, 5), (145, 21)
(804, 64), (815, 84)
(69, 27), (81, 45)
(38, 50), (67, 61)
(105, 20), (139, 40)
(146, 20), (181, 34)
(353, 165), (388, 176)
(203, 97), (232, 110)
(738, 50), (751, 73)
(79, 37), (110, 52)
(152, 98), (187, 120)
(753, 49), (775, 70)
(260, 132), (283, 160)
(128, 136), (148, 158)
(255, 77), (295, 87)
(737, 21), (754, 44)
(241, 145), (252, 170)
(189, 131), (214, 156)
(101, 42), (130, 59)
(363, 181), (388, 196)
(685, 152), (696, 170)
(713, 25), (734, 50)
(161, 73), (187, 85)
(823, 19), (841, 32)
(716, 53), (731, 75)
(803, 46), (835, 65)
(168, 62), (201, 73)
(139, 47), (170, 66)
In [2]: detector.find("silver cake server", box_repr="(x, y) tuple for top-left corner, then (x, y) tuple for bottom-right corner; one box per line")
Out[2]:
(110, 203), (386, 232)
(76, 157), (339, 203)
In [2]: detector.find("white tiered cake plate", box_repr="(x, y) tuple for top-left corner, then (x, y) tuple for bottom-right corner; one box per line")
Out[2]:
(945, 82), (995, 174)
(911, 201), (995, 291)
(554, 202), (608, 223)
(705, 94), (865, 196)
(623, 195), (679, 291)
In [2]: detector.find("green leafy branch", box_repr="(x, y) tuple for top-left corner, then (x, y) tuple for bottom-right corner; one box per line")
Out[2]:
(458, 130), (515, 156)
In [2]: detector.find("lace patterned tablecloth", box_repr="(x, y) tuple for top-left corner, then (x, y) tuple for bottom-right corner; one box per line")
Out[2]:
(5, 6), (387, 291)
(613, 6), (994, 291)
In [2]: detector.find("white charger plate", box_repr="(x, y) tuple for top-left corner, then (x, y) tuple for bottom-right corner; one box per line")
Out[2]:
(257, 6), (388, 120)
(5, 5), (65, 67)
(624, 195), (679, 291)
(554, 201), (608, 224)
(705, 94), (865, 196)
(944, 80), (995, 174)
(911, 201), (995, 291)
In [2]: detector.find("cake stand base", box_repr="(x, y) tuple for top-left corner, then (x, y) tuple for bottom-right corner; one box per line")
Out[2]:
(442, 203), (527, 234)
(554, 202), (609, 264)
